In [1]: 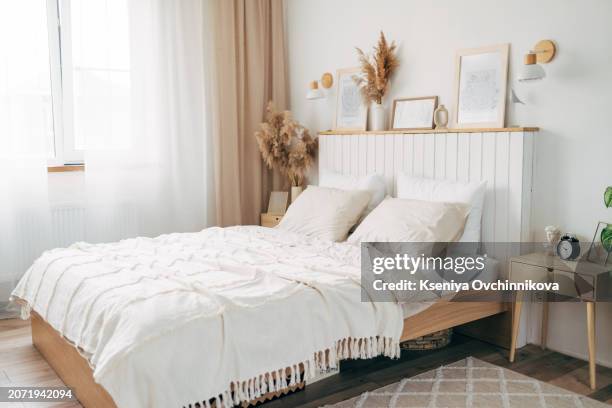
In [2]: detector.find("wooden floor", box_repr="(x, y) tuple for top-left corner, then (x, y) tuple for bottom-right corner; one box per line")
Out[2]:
(1, 319), (611, 408)
(0, 319), (80, 408)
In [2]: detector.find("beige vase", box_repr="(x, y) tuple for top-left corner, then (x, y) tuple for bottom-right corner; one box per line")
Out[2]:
(291, 185), (303, 203)
(434, 104), (449, 129)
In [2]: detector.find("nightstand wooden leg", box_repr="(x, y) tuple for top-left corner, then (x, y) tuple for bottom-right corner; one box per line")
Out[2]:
(509, 291), (524, 363)
(586, 302), (596, 390)
(541, 297), (548, 350)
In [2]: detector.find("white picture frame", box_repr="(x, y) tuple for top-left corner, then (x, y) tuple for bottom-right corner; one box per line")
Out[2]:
(391, 96), (438, 130)
(334, 67), (367, 131)
(453, 44), (509, 128)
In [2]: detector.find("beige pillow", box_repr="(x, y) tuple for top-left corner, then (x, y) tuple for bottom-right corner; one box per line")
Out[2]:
(319, 169), (386, 214)
(348, 197), (469, 244)
(277, 185), (371, 242)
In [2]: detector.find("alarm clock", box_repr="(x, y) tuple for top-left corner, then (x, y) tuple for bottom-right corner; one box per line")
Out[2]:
(556, 234), (580, 260)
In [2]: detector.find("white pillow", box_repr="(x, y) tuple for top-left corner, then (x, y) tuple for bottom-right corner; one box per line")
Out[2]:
(319, 169), (386, 214)
(396, 174), (486, 242)
(348, 197), (469, 244)
(277, 185), (371, 242)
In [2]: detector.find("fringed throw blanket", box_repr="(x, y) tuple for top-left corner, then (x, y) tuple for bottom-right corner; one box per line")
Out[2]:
(11, 226), (403, 408)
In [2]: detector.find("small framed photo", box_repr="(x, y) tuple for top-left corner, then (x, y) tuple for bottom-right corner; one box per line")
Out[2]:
(267, 191), (289, 215)
(453, 43), (509, 128)
(586, 221), (612, 265)
(334, 67), (367, 131)
(391, 96), (438, 130)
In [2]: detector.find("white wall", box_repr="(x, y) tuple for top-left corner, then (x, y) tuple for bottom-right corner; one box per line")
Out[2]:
(286, 0), (612, 367)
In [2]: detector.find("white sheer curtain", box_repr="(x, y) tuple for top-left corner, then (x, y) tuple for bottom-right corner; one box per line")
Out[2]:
(0, 160), (52, 318)
(0, 0), (54, 317)
(0, 0), (215, 317)
(82, 0), (215, 242)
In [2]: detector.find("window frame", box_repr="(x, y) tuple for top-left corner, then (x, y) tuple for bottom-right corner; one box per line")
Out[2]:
(46, 0), (84, 167)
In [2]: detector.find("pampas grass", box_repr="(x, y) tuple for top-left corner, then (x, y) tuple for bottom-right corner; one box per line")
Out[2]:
(255, 102), (317, 187)
(355, 31), (399, 105)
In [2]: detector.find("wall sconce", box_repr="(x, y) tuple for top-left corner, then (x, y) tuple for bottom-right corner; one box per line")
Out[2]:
(518, 39), (556, 82)
(306, 72), (334, 100)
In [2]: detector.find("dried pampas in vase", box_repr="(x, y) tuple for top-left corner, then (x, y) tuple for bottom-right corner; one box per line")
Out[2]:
(355, 31), (399, 130)
(255, 102), (317, 200)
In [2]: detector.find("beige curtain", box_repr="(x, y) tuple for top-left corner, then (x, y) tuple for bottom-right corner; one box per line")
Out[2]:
(208, 0), (288, 226)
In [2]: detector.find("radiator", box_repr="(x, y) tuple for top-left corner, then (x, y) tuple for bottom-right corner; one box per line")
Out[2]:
(50, 204), (139, 246)
(0, 204), (139, 317)
(50, 205), (87, 247)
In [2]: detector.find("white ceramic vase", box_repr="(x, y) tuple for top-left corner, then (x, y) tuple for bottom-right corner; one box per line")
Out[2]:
(370, 103), (386, 131)
(291, 185), (303, 203)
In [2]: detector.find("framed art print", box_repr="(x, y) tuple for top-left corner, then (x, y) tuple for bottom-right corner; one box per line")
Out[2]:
(453, 44), (509, 128)
(391, 96), (438, 130)
(267, 191), (289, 215)
(334, 67), (367, 131)
(586, 221), (612, 265)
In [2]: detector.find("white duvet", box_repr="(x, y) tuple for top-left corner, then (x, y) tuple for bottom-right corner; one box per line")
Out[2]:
(11, 226), (403, 408)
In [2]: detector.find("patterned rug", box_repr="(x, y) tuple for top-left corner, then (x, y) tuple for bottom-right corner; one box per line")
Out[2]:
(326, 357), (608, 408)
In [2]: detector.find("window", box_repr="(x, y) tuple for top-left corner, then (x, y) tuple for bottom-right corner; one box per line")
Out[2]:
(0, 0), (131, 165)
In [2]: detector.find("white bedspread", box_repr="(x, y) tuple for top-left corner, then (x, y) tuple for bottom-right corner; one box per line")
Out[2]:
(11, 226), (403, 408)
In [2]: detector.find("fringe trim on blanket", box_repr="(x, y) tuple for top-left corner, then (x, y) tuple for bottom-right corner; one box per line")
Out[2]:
(10, 297), (31, 320)
(183, 335), (400, 408)
(14, 300), (399, 408)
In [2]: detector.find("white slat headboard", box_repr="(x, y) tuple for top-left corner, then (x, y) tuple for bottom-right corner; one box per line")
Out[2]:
(318, 128), (536, 244)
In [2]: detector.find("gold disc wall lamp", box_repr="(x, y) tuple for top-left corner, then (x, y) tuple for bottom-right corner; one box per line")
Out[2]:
(519, 40), (557, 82)
(306, 72), (334, 100)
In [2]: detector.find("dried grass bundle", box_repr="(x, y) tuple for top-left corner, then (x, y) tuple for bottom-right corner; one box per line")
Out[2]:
(255, 101), (318, 186)
(355, 31), (399, 105)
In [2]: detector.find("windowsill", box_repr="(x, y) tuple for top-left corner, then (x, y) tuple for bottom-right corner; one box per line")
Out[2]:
(47, 164), (85, 173)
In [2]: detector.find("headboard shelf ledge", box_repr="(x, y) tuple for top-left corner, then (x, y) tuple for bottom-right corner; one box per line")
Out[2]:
(319, 127), (539, 136)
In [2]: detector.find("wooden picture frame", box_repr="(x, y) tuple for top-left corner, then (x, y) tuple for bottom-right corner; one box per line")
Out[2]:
(334, 67), (367, 131)
(391, 96), (438, 130)
(586, 221), (612, 265)
(453, 44), (509, 129)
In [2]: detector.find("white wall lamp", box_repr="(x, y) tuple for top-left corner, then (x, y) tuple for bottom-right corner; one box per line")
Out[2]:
(306, 72), (334, 100)
(518, 39), (557, 82)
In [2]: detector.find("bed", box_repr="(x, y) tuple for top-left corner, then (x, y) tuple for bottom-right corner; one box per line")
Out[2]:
(12, 129), (535, 408)
(14, 226), (405, 407)
(13, 226), (505, 408)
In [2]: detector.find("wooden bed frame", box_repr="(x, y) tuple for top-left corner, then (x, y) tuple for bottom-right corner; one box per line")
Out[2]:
(31, 293), (507, 408)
